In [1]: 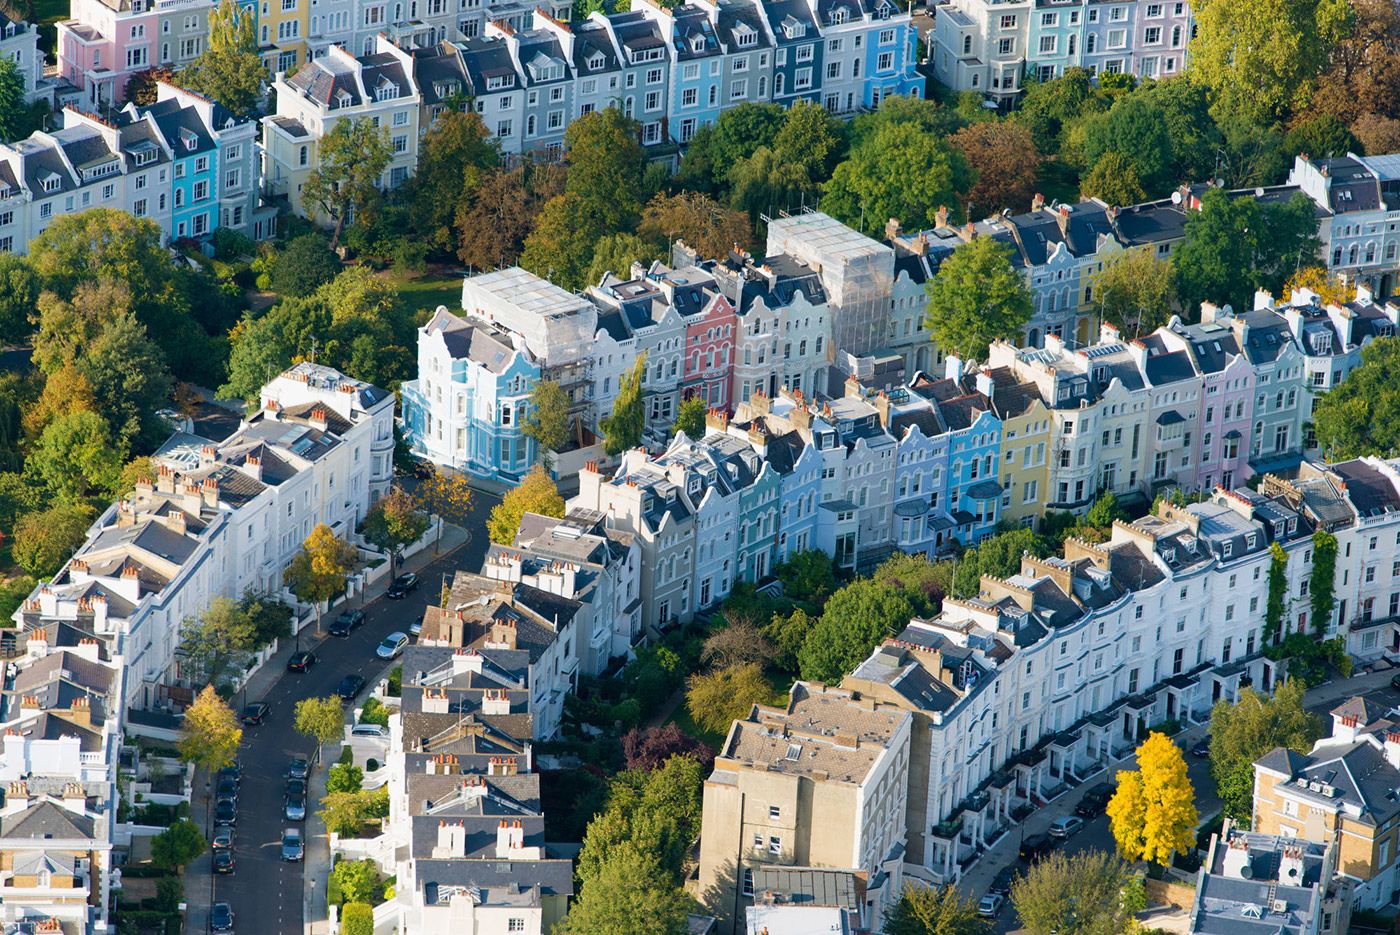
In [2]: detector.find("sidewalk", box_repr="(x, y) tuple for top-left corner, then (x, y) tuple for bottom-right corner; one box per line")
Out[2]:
(954, 666), (1396, 902)
(185, 774), (215, 935)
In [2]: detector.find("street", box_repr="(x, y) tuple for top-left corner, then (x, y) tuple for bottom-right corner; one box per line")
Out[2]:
(201, 486), (498, 934)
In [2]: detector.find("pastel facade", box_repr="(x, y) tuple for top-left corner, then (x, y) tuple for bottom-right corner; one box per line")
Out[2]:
(57, 0), (214, 110)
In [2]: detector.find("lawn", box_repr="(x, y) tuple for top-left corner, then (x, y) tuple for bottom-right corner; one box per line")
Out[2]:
(380, 268), (463, 317)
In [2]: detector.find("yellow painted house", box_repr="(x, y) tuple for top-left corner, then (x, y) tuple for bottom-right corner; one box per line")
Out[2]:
(984, 366), (1052, 527)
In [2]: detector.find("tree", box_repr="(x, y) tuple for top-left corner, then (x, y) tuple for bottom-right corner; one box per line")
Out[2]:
(1080, 151), (1147, 207)
(1107, 732), (1198, 866)
(1016, 68), (1108, 153)
(180, 596), (257, 689)
(822, 123), (973, 237)
(685, 663), (773, 736)
(1086, 248), (1177, 337)
(1085, 491), (1127, 530)
(1312, 337), (1400, 458)
(701, 620), (776, 670)
(269, 235), (341, 297)
(1209, 681), (1321, 821)
(950, 120), (1044, 217)
(487, 464), (564, 545)
(1309, 528), (1337, 636)
(179, 0), (265, 115)
(798, 580), (916, 683)
(327, 762), (364, 794)
(923, 237), (1034, 359)
(621, 724), (714, 772)
(638, 191), (753, 260)
(150, 819), (207, 871)
(564, 107), (647, 234)
(1174, 188), (1321, 313)
(1010, 851), (1137, 935)
(330, 859), (382, 904)
(776, 550), (837, 603)
(1265, 541), (1289, 643)
(125, 67), (177, 105)
(302, 119), (393, 247)
(74, 310), (173, 448)
(27, 210), (171, 298)
(295, 695), (346, 752)
(1136, 77), (1223, 184)
(408, 110), (499, 252)
(27, 411), (126, 503)
(523, 378), (571, 466)
(414, 469), (474, 553)
(284, 524), (357, 629)
(0, 58), (25, 141)
(339, 903), (374, 935)
(1283, 266), (1354, 305)
(602, 354), (646, 455)
(1285, 113), (1359, 160)
(1189, 0), (1349, 125)
(361, 487), (428, 579)
(765, 607), (817, 674)
(883, 883), (984, 935)
(11, 504), (96, 577)
(558, 846), (693, 935)
(456, 163), (563, 270)
(677, 102), (785, 195)
(586, 233), (662, 287)
(178, 685), (243, 774)
(670, 394), (708, 440)
(1081, 96), (1174, 196)
(319, 790), (382, 835)
(575, 754), (704, 887)
(0, 253), (38, 345)
(519, 192), (605, 291)
(729, 101), (843, 224)
(1351, 113), (1400, 155)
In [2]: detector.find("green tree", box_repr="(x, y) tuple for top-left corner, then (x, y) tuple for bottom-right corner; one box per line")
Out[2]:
(798, 580), (915, 683)
(671, 395), (708, 440)
(1086, 247), (1177, 337)
(729, 101), (843, 224)
(1107, 732), (1198, 866)
(1265, 541), (1289, 643)
(638, 191), (753, 260)
(558, 846), (693, 935)
(408, 110), (499, 252)
(269, 234), (341, 297)
(329, 859), (382, 904)
(565, 107), (646, 233)
(1010, 851), (1137, 935)
(1309, 528), (1337, 635)
(361, 488), (429, 578)
(574, 754), (704, 887)
(1080, 151), (1147, 207)
(684, 663), (774, 736)
(319, 790), (383, 835)
(1137, 77), (1223, 184)
(178, 685), (243, 774)
(883, 883), (984, 935)
(180, 596), (257, 689)
(302, 118), (393, 247)
(1081, 96), (1175, 195)
(776, 550), (837, 603)
(179, 0), (265, 115)
(822, 123), (973, 237)
(1285, 113), (1359, 160)
(0, 253), (37, 345)
(677, 102), (785, 195)
(585, 233), (662, 287)
(339, 903), (374, 935)
(27, 410), (126, 503)
(77, 311), (173, 448)
(1312, 337), (1400, 458)
(284, 524), (357, 629)
(923, 237), (1034, 359)
(1085, 490), (1127, 530)
(295, 695), (346, 751)
(1174, 188), (1321, 313)
(11, 504), (95, 578)
(1209, 681), (1321, 822)
(1016, 68), (1108, 153)
(602, 354), (646, 455)
(0, 58), (25, 141)
(414, 469), (474, 554)
(523, 378), (571, 466)
(519, 192), (604, 291)
(150, 819), (207, 871)
(487, 464), (565, 544)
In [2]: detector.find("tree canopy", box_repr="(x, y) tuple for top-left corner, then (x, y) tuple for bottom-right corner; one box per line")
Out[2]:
(302, 119), (393, 247)
(1209, 681), (1321, 822)
(1107, 732), (1198, 866)
(179, 0), (265, 116)
(1312, 337), (1400, 458)
(487, 464), (565, 544)
(823, 122), (973, 237)
(924, 237), (1034, 360)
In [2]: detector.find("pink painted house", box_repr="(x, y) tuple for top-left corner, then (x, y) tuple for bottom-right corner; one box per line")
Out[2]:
(682, 293), (736, 412)
(58, 0), (214, 109)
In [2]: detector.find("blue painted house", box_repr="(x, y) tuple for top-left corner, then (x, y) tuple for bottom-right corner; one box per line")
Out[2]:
(401, 307), (541, 483)
(911, 362), (1004, 544)
(640, 2), (724, 144)
(148, 104), (218, 241)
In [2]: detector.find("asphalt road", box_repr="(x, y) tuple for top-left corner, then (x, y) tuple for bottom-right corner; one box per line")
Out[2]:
(210, 488), (498, 934)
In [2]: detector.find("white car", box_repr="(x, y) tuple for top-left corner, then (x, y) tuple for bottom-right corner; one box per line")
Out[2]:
(376, 632), (409, 660)
(978, 894), (1004, 918)
(351, 723), (388, 738)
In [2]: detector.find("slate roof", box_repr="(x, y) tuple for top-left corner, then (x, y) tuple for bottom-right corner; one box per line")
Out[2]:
(0, 800), (94, 841)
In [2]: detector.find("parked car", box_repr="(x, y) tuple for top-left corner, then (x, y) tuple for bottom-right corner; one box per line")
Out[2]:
(284, 795), (306, 822)
(217, 762), (241, 782)
(351, 723), (388, 739)
(286, 757), (309, 781)
(1075, 783), (1114, 818)
(989, 866), (1016, 897)
(328, 610), (365, 638)
(240, 702), (269, 725)
(286, 651), (317, 672)
(211, 824), (233, 851)
(214, 800), (237, 826)
(409, 615), (423, 637)
(215, 778), (239, 805)
(285, 778), (306, 799)
(1048, 816), (1084, 839)
(1391, 672), (1400, 692)
(386, 573), (419, 599)
(1019, 833), (1055, 862)
(281, 828), (304, 862)
(213, 850), (235, 874)
(376, 632), (409, 660)
(337, 673), (367, 702)
(1191, 737), (1212, 758)
(211, 902), (234, 932)
(977, 894), (1004, 918)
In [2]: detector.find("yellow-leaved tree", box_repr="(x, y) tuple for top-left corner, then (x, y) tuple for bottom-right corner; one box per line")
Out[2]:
(1106, 731), (1198, 866)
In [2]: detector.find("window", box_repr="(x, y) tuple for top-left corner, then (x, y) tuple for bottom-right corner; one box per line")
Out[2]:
(508, 921), (526, 933)
(768, 805), (780, 820)
(877, 51), (893, 70)
(998, 37), (1015, 55)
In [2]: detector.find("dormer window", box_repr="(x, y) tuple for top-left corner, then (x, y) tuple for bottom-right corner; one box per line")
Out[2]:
(527, 53), (564, 82)
(179, 128), (198, 151)
(41, 173), (61, 193)
(433, 80), (456, 98)
(689, 33), (706, 53)
(734, 22), (756, 46)
(587, 51), (605, 69)
(335, 88), (353, 107)
(485, 73), (514, 91)
(829, 5), (849, 24)
(375, 77), (398, 100)
(782, 16), (806, 39)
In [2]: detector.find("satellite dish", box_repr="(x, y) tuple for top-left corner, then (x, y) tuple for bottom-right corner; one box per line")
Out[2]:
(1171, 191), (1183, 205)
(1214, 178), (1225, 188)
(1255, 187), (1265, 197)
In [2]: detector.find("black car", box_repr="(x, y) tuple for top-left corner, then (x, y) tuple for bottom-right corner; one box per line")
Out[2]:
(1075, 783), (1114, 818)
(1191, 738), (1212, 758)
(213, 850), (235, 874)
(211, 903), (234, 932)
(989, 866), (1017, 897)
(337, 673), (367, 702)
(285, 777), (307, 799)
(286, 651), (317, 672)
(217, 762), (241, 782)
(215, 778), (239, 805)
(214, 800), (237, 826)
(386, 573), (419, 599)
(286, 757), (309, 781)
(329, 610), (366, 638)
(1019, 833), (1056, 863)
(241, 702), (269, 725)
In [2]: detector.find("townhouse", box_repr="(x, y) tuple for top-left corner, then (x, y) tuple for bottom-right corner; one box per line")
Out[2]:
(57, 0), (217, 110)
(696, 682), (913, 935)
(930, 0), (1191, 99)
(12, 363), (393, 712)
(1287, 154), (1400, 301)
(1190, 830), (1351, 935)
(1, 12), (54, 106)
(0, 86), (270, 254)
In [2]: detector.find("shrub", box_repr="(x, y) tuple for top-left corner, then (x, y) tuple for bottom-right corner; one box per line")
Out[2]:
(359, 697), (390, 727)
(340, 902), (374, 935)
(153, 875), (183, 912)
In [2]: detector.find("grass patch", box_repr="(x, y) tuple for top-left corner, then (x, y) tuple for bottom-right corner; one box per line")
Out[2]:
(380, 269), (462, 316)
